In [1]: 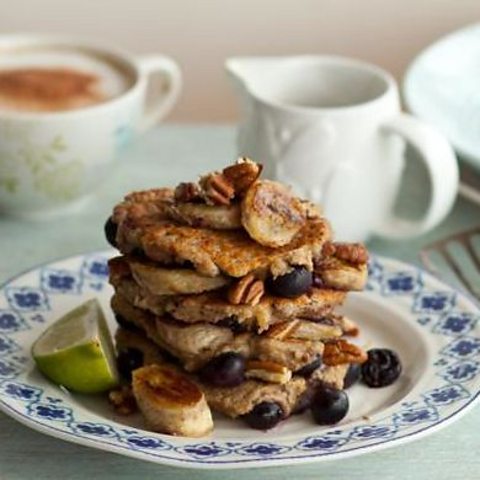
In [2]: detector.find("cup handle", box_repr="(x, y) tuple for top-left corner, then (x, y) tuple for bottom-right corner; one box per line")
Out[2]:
(374, 113), (459, 238)
(136, 55), (182, 132)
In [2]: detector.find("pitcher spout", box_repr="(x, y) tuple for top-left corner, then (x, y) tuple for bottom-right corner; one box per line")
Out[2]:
(225, 56), (287, 101)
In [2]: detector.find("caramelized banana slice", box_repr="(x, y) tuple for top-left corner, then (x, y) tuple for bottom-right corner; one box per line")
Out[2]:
(129, 257), (230, 295)
(241, 180), (306, 247)
(132, 364), (213, 437)
(165, 203), (242, 230)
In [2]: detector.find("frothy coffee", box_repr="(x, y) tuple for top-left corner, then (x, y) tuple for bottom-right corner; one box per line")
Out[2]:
(0, 46), (133, 112)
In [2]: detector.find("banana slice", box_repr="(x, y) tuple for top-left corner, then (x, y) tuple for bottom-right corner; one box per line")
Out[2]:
(165, 203), (241, 230)
(316, 259), (368, 291)
(241, 180), (306, 247)
(299, 199), (322, 219)
(132, 364), (213, 437)
(129, 257), (230, 295)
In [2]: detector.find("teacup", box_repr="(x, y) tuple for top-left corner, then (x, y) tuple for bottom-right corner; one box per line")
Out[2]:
(0, 34), (181, 218)
(226, 55), (459, 241)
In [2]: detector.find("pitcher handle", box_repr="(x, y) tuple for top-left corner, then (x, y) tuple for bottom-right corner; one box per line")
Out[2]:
(374, 113), (459, 238)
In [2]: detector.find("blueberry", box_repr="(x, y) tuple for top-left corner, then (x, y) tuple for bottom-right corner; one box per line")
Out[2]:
(217, 316), (247, 334)
(199, 352), (246, 387)
(292, 386), (315, 414)
(114, 314), (141, 332)
(312, 273), (325, 288)
(266, 266), (313, 298)
(158, 347), (181, 366)
(295, 356), (322, 377)
(243, 401), (284, 430)
(343, 363), (361, 389)
(117, 348), (144, 381)
(104, 217), (118, 248)
(361, 348), (402, 388)
(311, 386), (349, 425)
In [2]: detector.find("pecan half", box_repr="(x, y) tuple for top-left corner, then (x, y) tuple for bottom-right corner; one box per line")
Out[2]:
(332, 314), (360, 336)
(227, 273), (264, 306)
(174, 182), (203, 203)
(265, 319), (342, 341)
(264, 320), (301, 340)
(322, 242), (369, 265)
(245, 360), (292, 384)
(322, 242), (337, 257)
(323, 339), (368, 366)
(108, 385), (137, 415)
(200, 173), (235, 205)
(222, 158), (262, 195)
(108, 256), (131, 282)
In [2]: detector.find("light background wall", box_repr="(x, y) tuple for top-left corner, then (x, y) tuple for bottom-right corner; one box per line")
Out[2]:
(1, 0), (479, 121)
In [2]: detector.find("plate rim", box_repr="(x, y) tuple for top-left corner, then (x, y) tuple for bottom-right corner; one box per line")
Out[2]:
(0, 250), (479, 469)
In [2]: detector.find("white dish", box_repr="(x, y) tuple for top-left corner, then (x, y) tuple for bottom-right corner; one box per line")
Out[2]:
(0, 251), (479, 469)
(404, 23), (480, 170)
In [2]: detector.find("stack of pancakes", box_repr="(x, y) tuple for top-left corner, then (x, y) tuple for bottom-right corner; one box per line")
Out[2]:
(106, 159), (369, 433)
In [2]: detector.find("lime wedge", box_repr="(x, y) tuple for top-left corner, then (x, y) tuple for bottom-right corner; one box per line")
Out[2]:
(32, 299), (119, 394)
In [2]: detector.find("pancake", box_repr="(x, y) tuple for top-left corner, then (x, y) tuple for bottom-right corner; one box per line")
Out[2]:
(115, 326), (351, 419)
(116, 216), (331, 278)
(110, 274), (346, 331)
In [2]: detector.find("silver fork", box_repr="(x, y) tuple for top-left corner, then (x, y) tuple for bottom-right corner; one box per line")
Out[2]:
(420, 227), (480, 301)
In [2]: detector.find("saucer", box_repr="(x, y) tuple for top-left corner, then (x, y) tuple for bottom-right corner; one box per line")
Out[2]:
(404, 23), (480, 170)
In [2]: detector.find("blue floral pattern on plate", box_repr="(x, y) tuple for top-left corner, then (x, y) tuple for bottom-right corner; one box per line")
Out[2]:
(27, 403), (73, 422)
(439, 360), (480, 383)
(393, 406), (439, 425)
(5, 287), (50, 312)
(0, 251), (478, 469)
(71, 422), (117, 438)
(442, 337), (480, 360)
(0, 310), (29, 333)
(296, 432), (348, 451)
(413, 291), (456, 314)
(381, 271), (423, 296)
(41, 269), (82, 294)
(1, 381), (42, 402)
(432, 312), (478, 336)
(235, 443), (291, 456)
(349, 424), (398, 440)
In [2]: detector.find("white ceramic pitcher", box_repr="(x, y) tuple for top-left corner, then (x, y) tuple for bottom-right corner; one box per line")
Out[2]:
(226, 56), (459, 241)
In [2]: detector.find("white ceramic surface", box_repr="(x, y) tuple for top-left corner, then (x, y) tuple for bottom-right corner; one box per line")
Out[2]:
(404, 23), (480, 171)
(226, 56), (459, 242)
(0, 34), (181, 218)
(0, 251), (479, 469)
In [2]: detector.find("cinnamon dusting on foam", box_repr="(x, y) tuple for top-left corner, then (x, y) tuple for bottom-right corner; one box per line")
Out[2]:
(0, 67), (106, 112)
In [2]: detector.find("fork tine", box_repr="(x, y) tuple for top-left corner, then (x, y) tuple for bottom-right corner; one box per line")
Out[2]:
(419, 248), (441, 276)
(463, 236), (480, 272)
(420, 227), (480, 301)
(439, 247), (476, 295)
(437, 245), (480, 301)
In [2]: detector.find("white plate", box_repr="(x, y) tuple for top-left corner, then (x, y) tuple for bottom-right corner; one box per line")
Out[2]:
(403, 23), (480, 170)
(0, 252), (479, 469)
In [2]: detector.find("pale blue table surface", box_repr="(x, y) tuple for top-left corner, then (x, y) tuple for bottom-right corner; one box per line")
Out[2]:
(0, 125), (479, 479)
